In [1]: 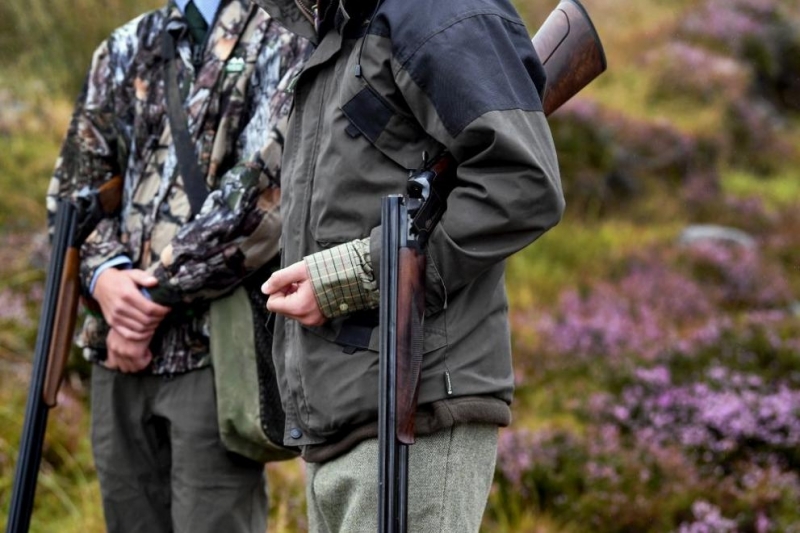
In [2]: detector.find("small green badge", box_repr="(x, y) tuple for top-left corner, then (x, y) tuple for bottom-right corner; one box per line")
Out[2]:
(225, 57), (245, 73)
(286, 74), (300, 94)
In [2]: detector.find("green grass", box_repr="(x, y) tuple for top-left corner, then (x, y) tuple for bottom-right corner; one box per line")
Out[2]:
(722, 167), (800, 210)
(507, 216), (684, 309)
(0, 0), (162, 97)
(0, 132), (63, 231)
(0, 370), (103, 533)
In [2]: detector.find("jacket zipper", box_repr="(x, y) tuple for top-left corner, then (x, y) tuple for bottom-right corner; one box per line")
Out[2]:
(294, 0), (317, 25)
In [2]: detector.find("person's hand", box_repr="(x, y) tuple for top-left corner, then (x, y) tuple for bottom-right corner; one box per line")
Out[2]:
(93, 268), (171, 341)
(104, 328), (153, 373)
(262, 261), (326, 326)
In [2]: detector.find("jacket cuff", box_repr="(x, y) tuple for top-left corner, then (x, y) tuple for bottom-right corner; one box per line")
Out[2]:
(305, 238), (379, 319)
(88, 255), (133, 295)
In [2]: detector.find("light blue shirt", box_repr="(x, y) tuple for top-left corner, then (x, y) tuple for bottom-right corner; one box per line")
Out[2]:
(174, 0), (221, 26)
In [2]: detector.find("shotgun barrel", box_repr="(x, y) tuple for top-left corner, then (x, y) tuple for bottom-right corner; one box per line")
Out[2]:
(6, 176), (122, 533)
(6, 201), (77, 533)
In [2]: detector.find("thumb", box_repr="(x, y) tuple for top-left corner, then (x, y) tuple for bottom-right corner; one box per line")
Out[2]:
(262, 261), (308, 295)
(262, 269), (290, 295)
(127, 269), (159, 288)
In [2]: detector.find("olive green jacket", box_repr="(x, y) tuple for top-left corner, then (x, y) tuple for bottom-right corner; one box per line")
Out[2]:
(255, 0), (564, 460)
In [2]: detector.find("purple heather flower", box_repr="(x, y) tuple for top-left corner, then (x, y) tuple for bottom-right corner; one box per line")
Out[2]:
(678, 501), (738, 533)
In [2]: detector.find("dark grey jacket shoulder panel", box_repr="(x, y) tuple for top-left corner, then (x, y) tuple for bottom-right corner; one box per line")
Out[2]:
(370, 0), (546, 136)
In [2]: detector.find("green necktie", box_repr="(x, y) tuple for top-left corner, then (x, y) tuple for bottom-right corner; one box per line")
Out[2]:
(184, 0), (209, 45)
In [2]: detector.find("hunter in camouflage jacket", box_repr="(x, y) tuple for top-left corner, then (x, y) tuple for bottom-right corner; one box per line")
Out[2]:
(46, 0), (307, 374)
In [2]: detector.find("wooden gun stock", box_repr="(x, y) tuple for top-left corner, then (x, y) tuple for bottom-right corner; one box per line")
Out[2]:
(42, 248), (81, 407)
(43, 175), (123, 407)
(7, 175), (122, 533)
(533, 0), (607, 116)
(394, 248), (426, 445)
(97, 175), (124, 216)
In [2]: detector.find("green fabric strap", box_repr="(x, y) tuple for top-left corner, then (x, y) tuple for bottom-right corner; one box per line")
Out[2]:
(184, 0), (209, 45)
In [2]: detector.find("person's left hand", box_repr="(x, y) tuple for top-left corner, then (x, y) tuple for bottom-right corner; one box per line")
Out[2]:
(104, 328), (154, 373)
(262, 261), (326, 326)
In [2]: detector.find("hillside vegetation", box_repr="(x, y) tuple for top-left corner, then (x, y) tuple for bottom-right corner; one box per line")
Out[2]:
(1, 0), (799, 531)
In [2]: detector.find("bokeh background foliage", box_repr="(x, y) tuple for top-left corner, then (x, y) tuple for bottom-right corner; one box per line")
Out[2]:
(2, 0), (800, 531)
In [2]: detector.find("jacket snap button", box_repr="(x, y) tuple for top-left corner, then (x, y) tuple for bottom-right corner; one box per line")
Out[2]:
(290, 428), (302, 439)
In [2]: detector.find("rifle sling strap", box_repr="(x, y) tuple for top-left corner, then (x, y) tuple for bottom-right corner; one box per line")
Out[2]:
(162, 31), (208, 218)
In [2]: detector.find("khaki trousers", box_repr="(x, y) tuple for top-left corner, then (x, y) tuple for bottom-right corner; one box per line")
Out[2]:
(90, 365), (268, 533)
(306, 424), (498, 533)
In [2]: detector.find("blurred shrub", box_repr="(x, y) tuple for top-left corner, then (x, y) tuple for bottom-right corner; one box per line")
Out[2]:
(678, 0), (800, 113)
(505, 204), (800, 530)
(533, 237), (793, 364)
(723, 99), (794, 174)
(647, 42), (750, 105)
(549, 99), (719, 216)
(0, 0), (161, 97)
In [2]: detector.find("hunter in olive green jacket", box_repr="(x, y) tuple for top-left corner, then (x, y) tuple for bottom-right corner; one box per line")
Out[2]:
(257, 0), (564, 462)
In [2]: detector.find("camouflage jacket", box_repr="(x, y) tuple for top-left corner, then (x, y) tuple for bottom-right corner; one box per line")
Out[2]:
(46, 0), (307, 374)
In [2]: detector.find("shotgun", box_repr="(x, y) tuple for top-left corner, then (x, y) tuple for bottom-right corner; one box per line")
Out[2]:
(6, 176), (122, 533)
(377, 1), (607, 531)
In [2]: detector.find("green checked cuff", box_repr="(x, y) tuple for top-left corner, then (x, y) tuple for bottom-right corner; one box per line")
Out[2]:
(305, 238), (380, 319)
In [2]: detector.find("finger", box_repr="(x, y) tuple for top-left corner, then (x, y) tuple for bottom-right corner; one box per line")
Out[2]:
(117, 350), (143, 373)
(110, 292), (169, 327)
(265, 291), (290, 315)
(103, 352), (119, 370)
(120, 350), (152, 373)
(266, 291), (308, 319)
(261, 278), (271, 295)
(267, 284), (324, 324)
(115, 325), (157, 342)
(106, 307), (160, 333)
(107, 292), (155, 320)
(121, 290), (171, 319)
(116, 358), (132, 373)
(263, 262), (307, 295)
(125, 269), (159, 288)
(140, 299), (171, 319)
(133, 351), (153, 372)
(262, 272), (288, 295)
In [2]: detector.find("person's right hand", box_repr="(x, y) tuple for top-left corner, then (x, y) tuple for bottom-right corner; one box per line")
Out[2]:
(93, 268), (171, 341)
(104, 327), (153, 373)
(262, 261), (326, 327)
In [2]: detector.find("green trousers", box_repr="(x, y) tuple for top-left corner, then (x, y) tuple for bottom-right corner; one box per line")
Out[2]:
(306, 424), (498, 533)
(90, 365), (268, 533)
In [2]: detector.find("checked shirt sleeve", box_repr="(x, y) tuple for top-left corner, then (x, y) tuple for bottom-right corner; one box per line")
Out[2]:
(305, 238), (380, 319)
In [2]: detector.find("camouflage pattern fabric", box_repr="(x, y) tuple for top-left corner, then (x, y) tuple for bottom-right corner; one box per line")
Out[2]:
(46, 0), (307, 374)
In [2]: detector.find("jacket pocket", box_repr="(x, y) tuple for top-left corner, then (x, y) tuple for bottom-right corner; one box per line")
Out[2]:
(341, 85), (442, 171)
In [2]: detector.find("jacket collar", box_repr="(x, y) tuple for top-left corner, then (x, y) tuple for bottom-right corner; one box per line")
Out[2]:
(251, 0), (319, 42)
(162, 0), (258, 135)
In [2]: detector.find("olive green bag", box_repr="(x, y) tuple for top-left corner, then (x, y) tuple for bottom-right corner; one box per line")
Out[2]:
(209, 276), (299, 463)
(164, 45), (295, 463)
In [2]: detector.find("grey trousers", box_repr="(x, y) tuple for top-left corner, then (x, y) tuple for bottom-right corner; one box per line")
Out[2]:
(90, 365), (267, 533)
(306, 424), (498, 533)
